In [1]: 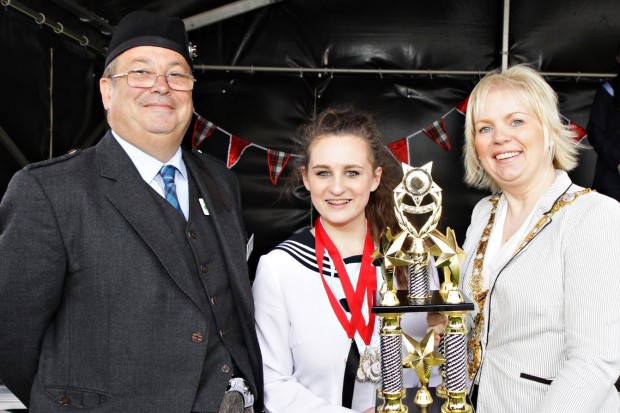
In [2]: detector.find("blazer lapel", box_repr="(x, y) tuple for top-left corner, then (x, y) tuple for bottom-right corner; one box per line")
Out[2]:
(97, 133), (207, 312)
(183, 150), (255, 312)
(488, 171), (573, 291)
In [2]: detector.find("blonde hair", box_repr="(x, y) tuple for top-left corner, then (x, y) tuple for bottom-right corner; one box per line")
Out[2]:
(463, 64), (580, 193)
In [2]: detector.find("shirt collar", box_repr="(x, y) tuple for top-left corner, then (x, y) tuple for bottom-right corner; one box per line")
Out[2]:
(111, 130), (187, 182)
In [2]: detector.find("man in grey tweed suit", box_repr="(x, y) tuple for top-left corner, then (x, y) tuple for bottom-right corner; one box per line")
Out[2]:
(0, 10), (262, 413)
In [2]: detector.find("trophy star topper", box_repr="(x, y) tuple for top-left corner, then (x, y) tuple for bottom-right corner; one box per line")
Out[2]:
(428, 227), (466, 285)
(372, 228), (413, 270)
(393, 162), (443, 241)
(372, 227), (413, 306)
(402, 330), (446, 408)
(402, 330), (446, 377)
(372, 227), (411, 270)
(393, 162), (442, 208)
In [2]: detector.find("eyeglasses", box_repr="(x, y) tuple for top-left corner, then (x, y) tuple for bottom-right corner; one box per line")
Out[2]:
(108, 70), (196, 91)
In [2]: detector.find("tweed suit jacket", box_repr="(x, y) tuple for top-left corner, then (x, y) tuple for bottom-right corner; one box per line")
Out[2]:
(461, 171), (620, 413)
(0, 131), (263, 412)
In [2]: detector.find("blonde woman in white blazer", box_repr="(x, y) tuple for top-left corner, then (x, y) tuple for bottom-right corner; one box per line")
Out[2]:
(430, 65), (620, 412)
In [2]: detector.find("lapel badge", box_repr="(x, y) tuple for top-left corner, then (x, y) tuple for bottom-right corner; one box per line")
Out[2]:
(199, 198), (210, 216)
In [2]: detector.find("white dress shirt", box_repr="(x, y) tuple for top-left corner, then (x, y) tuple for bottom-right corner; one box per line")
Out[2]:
(112, 131), (189, 219)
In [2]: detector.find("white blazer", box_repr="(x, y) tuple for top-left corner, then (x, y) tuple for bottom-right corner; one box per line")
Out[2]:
(253, 229), (441, 413)
(461, 171), (620, 413)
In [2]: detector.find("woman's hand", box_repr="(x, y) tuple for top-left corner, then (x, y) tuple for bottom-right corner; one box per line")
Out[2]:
(427, 312), (448, 347)
(362, 408), (376, 413)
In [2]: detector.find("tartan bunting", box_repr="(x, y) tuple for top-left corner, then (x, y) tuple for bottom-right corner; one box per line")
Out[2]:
(193, 108), (586, 185)
(422, 119), (452, 151)
(192, 113), (216, 149)
(227, 135), (253, 168)
(267, 149), (292, 185)
(387, 138), (410, 164)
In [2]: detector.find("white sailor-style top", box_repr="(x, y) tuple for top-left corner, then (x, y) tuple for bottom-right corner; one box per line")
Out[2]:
(253, 229), (440, 413)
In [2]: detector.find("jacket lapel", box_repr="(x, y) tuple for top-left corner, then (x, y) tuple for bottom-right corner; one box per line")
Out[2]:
(97, 133), (207, 312)
(488, 171), (573, 291)
(183, 149), (249, 282)
(183, 149), (256, 325)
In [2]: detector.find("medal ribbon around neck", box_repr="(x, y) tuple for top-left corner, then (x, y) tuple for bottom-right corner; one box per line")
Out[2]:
(314, 217), (377, 345)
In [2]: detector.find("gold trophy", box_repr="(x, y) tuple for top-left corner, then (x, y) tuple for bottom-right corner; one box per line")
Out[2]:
(372, 162), (474, 413)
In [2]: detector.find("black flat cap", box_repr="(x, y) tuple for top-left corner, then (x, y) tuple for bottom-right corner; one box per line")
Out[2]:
(105, 10), (192, 68)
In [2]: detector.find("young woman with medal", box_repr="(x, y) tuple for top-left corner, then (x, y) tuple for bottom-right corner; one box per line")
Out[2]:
(428, 65), (620, 412)
(253, 107), (440, 413)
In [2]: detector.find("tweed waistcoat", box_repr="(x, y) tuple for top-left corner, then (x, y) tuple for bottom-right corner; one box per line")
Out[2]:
(152, 171), (251, 412)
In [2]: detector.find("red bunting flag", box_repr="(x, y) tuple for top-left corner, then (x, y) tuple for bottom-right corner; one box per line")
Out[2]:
(227, 135), (253, 168)
(560, 115), (587, 142)
(387, 138), (410, 164)
(422, 119), (452, 151)
(455, 96), (469, 114)
(192, 113), (216, 149)
(267, 149), (292, 185)
(569, 121), (587, 142)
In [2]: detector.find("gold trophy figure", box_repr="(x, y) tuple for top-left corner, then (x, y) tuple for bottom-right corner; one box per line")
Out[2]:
(402, 331), (445, 409)
(393, 162), (442, 301)
(372, 228), (411, 306)
(428, 228), (466, 304)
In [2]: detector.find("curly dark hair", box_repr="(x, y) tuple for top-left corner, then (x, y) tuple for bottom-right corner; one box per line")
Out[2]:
(293, 106), (407, 286)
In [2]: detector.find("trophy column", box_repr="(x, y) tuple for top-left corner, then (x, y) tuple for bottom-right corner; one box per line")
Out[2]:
(378, 311), (407, 413)
(407, 242), (430, 301)
(439, 311), (472, 413)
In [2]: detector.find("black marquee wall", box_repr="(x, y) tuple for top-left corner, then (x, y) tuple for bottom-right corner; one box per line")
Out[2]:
(1, 0), (619, 273)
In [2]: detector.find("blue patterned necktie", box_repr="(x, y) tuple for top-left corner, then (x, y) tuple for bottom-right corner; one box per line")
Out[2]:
(159, 165), (184, 218)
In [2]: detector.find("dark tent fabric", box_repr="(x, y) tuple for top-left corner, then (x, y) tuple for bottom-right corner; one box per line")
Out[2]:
(1, 0), (619, 274)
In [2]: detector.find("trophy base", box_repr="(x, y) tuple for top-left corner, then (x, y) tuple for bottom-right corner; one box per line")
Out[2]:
(413, 386), (433, 407)
(377, 389), (408, 413)
(435, 383), (447, 399)
(377, 388), (475, 413)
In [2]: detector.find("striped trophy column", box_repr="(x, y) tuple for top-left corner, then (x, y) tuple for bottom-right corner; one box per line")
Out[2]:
(435, 333), (447, 399)
(439, 311), (472, 413)
(407, 252), (430, 302)
(378, 313), (406, 413)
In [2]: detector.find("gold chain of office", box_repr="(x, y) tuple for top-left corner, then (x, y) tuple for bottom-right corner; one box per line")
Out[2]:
(466, 187), (592, 380)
